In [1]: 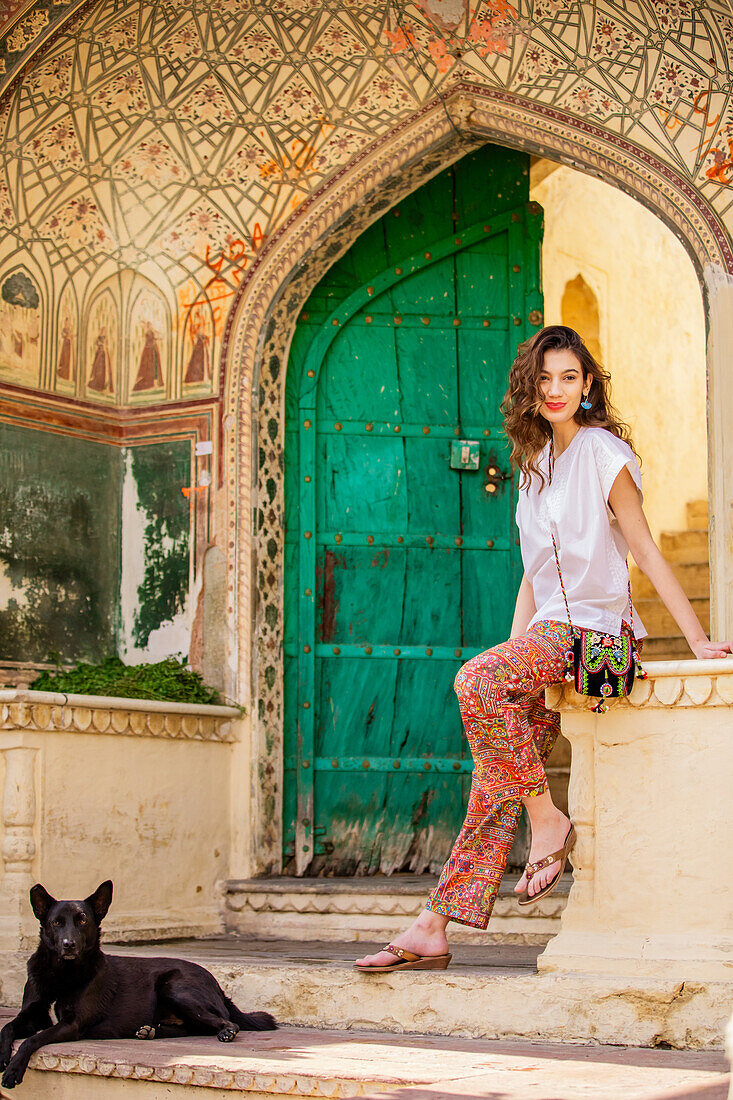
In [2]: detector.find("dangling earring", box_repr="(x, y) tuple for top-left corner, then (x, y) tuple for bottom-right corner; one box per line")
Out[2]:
(580, 389), (592, 410)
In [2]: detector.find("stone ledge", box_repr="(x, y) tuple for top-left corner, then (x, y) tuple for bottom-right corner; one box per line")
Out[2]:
(2, 1014), (727, 1100)
(546, 657), (733, 711)
(224, 874), (571, 897)
(0, 690), (241, 741)
(221, 876), (569, 945)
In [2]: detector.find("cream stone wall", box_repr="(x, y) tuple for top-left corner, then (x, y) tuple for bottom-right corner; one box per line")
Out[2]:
(0, 691), (243, 999)
(542, 658), (733, 982)
(531, 166), (708, 545)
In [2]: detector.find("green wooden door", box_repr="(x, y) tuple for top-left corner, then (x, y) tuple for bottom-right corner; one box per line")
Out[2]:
(284, 146), (543, 875)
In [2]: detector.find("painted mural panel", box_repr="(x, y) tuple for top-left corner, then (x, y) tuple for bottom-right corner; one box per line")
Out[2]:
(0, 271), (41, 388)
(86, 290), (117, 400)
(55, 283), (77, 392)
(181, 300), (214, 392)
(129, 285), (168, 400)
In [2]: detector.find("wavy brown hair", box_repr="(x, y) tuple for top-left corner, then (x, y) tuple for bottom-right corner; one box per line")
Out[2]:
(501, 325), (638, 492)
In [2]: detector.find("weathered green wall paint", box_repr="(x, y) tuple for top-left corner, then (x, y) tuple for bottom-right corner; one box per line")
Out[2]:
(284, 145), (542, 875)
(0, 426), (191, 664)
(129, 443), (190, 649)
(0, 424), (121, 662)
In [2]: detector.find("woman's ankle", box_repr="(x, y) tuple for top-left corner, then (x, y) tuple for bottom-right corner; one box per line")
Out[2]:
(522, 790), (567, 829)
(415, 909), (449, 935)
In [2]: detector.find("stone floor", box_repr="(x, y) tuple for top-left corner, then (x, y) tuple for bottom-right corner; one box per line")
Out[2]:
(0, 1012), (729, 1100)
(112, 936), (543, 971)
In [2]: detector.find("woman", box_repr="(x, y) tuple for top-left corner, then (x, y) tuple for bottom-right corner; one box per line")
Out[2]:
(355, 325), (731, 973)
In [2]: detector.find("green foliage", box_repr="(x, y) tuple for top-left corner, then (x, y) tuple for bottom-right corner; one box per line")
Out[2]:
(30, 656), (220, 705)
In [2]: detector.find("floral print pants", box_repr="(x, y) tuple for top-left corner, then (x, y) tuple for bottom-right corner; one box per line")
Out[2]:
(425, 619), (573, 929)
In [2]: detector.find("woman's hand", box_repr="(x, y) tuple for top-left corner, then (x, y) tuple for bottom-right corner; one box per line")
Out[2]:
(690, 639), (733, 660)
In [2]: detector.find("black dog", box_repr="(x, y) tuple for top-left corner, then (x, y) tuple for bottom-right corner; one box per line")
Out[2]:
(0, 880), (276, 1089)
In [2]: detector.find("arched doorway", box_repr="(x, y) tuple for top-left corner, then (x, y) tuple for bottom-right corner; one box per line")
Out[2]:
(282, 144), (542, 875)
(222, 90), (730, 877)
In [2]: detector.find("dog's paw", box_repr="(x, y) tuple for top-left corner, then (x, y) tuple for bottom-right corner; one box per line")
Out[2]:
(217, 1024), (238, 1043)
(135, 1025), (156, 1040)
(2, 1061), (25, 1089)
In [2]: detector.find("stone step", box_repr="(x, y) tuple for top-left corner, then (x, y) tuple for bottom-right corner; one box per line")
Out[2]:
(635, 597), (709, 637)
(686, 498), (709, 530)
(659, 529), (709, 564)
(91, 937), (729, 1051)
(1, 1008), (727, 1100)
(630, 561), (709, 600)
(222, 874), (570, 946)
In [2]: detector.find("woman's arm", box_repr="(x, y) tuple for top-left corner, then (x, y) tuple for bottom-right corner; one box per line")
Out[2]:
(608, 467), (732, 659)
(510, 572), (537, 639)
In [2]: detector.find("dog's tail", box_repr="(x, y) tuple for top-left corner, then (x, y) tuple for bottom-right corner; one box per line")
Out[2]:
(224, 996), (277, 1031)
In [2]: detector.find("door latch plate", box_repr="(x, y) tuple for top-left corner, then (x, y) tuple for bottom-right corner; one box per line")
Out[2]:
(450, 440), (480, 470)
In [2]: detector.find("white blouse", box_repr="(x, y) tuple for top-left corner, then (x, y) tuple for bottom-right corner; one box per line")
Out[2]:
(515, 425), (647, 639)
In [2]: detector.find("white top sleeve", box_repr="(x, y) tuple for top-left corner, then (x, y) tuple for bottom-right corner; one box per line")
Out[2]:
(589, 430), (643, 515)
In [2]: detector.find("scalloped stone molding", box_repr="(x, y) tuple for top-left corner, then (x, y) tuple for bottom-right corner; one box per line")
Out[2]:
(26, 1049), (340, 1094)
(545, 661), (733, 711)
(0, 699), (240, 741)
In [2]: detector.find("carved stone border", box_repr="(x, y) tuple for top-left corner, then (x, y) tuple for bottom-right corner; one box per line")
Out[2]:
(26, 1049), (358, 1094)
(220, 86), (732, 873)
(546, 664), (733, 711)
(0, 698), (240, 741)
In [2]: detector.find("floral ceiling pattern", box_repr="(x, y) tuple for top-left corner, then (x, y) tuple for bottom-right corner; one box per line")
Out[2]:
(0, 0), (731, 403)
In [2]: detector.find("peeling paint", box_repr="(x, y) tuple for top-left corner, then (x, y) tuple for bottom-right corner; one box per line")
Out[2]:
(119, 444), (193, 661)
(0, 426), (194, 666)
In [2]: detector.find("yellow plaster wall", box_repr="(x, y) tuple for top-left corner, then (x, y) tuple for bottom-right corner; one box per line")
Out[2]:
(531, 166), (708, 545)
(0, 727), (233, 941)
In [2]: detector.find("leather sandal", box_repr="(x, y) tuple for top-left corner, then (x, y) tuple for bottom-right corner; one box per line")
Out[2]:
(516, 823), (576, 908)
(354, 943), (452, 973)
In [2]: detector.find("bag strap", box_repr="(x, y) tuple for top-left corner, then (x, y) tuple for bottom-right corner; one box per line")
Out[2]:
(548, 441), (634, 637)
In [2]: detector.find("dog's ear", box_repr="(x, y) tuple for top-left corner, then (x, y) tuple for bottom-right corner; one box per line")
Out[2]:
(85, 880), (113, 923)
(30, 884), (56, 922)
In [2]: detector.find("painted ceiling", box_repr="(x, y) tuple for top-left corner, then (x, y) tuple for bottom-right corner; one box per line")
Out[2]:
(0, 0), (732, 405)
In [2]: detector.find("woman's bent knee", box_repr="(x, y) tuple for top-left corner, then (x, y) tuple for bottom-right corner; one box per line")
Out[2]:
(454, 649), (505, 696)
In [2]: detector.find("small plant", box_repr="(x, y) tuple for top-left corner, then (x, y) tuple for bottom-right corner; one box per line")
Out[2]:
(31, 656), (221, 705)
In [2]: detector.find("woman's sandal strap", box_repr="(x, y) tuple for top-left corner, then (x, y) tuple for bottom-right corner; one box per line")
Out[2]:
(524, 848), (566, 879)
(524, 827), (575, 881)
(383, 943), (420, 963)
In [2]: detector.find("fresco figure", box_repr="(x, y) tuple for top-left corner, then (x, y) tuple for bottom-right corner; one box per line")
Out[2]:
(0, 272), (41, 385)
(184, 322), (210, 384)
(132, 323), (164, 391)
(57, 317), (74, 381)
(88, 328), (114, 393)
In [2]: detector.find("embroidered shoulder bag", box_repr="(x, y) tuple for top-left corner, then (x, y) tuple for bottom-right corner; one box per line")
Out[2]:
(548, 444), (646, 714)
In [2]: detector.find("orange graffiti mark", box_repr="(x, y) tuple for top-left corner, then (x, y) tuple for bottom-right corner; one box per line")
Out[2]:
(428, 37), (455, 73)
(481, 0), (518, 20)
(384, 23), (417, 52)
(251, 222), (266, 250)
(705, 132), (733, 184)
(693, 90), (720, 129)
(260, 139), (320, 181)
(654, 104), (682, 131)
(176, 226), (269, 343)
(467, 9), (515, 56)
